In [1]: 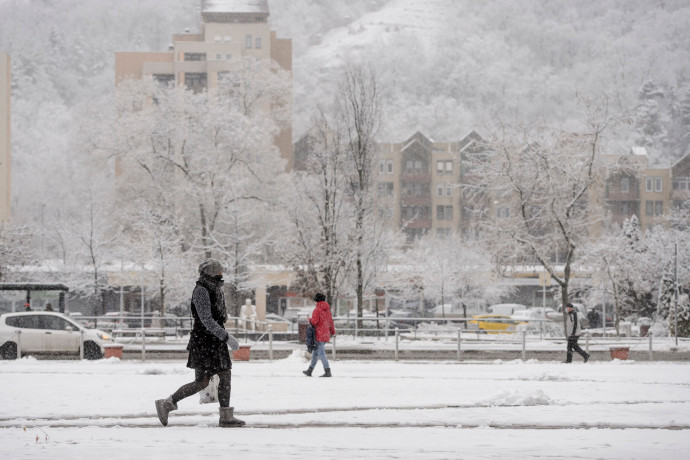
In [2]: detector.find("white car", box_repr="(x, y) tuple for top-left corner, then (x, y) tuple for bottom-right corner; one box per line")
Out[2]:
(487, 303), (527, 316)
(0, 311), (114, 360)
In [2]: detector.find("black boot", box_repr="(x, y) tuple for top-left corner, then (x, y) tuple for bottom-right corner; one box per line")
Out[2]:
(303, 366), (314, 376)
(320, 368), (332, 377)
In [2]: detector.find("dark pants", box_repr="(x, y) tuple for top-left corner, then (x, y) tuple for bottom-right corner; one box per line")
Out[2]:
(171, 368), (232, 407)
(566, 336), (588, 362)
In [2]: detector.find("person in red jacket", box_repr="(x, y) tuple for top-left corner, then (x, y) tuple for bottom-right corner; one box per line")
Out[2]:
(303, 293), (336, 377)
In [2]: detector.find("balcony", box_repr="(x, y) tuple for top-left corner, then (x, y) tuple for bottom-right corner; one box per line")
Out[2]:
(404, 218), (432, 229)
(401, 195), (431, 206)
(401, 173), (431, 183)
(606, 190), (640, 201)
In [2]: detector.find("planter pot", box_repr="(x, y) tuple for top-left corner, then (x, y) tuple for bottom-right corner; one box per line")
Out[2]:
(103, 344), (124, 359)
(609, 347), (630, 360)
(232, 345), (251, 361)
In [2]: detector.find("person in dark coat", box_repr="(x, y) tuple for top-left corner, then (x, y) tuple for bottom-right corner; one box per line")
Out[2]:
(565, 303), (590, 363)
(303, 293), (336, 377)
(155, 258), (245, 427)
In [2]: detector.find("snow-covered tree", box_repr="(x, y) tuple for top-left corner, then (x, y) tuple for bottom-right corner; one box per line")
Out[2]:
(404, 233), (509, 317)
(464, 98), (614, 333)
(339, 65), (387, 323)
(0, 223), (34, 282)
(582, 216), (657, 335)
(282, 109), (353, 308)
(110, 73), (289, 315)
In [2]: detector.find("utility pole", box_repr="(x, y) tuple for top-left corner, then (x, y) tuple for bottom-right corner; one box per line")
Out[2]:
(674, 242), (679, 347)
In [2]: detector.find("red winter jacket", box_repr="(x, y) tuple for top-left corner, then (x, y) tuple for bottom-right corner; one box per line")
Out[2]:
(309, 301), (336, 342)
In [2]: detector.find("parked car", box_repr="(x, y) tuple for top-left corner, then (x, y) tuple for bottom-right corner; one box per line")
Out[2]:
(429, 304), (466, 318)
(467, 314), (527, 334)
(0, 311), (114, 360)
(487, 303), (526, 316)
(282, 307), (312, 323)
(67, 311), (94, 328)
(385, 310), (421, 329)
(94, 311), (132, 331)
(264, 313), (291, 332)
(511, 308), (555, 321)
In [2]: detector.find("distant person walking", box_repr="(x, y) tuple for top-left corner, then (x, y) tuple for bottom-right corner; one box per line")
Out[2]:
(44, 303), (53, 312)
(565, 303), (590, 363)
(155, 258), (245, 427)
(303, 293), (336, 377)
(23, 303), (31, 311)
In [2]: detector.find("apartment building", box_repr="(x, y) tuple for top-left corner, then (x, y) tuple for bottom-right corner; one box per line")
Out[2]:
(0, 51), (9, 221)
(372, 134), (688, 240)
(604, 147), (690, 233)
(375, 131), (484, 240)
(114, 0), (293, 167)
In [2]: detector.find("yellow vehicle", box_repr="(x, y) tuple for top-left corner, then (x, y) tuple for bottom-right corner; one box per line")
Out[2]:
(467, 314), (527, 334)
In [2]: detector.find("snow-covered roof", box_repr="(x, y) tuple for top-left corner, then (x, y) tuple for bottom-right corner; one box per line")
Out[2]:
(202, 0), (268, 14)
(630, 146), (648, 156)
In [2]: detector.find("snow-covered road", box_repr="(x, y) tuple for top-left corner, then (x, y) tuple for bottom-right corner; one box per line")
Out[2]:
(1, 351), (689, 459)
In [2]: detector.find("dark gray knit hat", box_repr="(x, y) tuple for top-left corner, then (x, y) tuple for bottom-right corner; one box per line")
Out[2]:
(198, 258), (223, 277)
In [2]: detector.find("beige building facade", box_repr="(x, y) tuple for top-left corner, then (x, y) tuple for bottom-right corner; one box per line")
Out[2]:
(371, 132), (689, 241)
(0, 51), (10, 221)
(375, 131), (484, 240)
(114, 0), (293, 167)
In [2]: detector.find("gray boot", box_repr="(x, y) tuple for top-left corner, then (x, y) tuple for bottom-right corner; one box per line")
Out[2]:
(219, 407), (246, 427)
(303, 366), (314, 376)
(155, 396), (178, 427)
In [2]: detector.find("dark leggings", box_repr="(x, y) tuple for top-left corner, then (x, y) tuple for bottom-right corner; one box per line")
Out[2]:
(171, 368), (232, 407)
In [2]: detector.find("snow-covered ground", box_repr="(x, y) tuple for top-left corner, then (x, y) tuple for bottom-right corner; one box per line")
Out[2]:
(1, 351), (689, 459)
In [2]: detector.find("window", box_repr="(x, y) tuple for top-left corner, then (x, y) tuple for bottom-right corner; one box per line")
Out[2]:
(387, 160), (393, 174)
(184, 72), (207, 93)
(224, 35), (232, 43)
(6, 315), (39, 329)
(436, 205), (453, 220)
(645, 200), (663, 216)
(226, 53), (232, 60)
(621, 178), (629, 193)
(446, 184), (452, 197)
(673, 178), (689, 190)
(497, 206), (510, 218)
(405, 160), (414, 173)
(436, 160), (452, 174)
(379, 161), (385, 174)
(415, 160), (422, 173)
(184, 52), (206, 61)
(255, 36), (262, 49)
(245, 35), (253, 48)
(646, 177), (663, 192)
(216, 53), (222, 60)
(377, 182), (394, 197)
(214, 35), (221, 42)
(153, 74), (174, 86)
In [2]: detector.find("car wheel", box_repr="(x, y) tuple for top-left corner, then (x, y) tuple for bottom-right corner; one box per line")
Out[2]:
(0, 342), (18, 360)
(83, 341), (103, 360)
